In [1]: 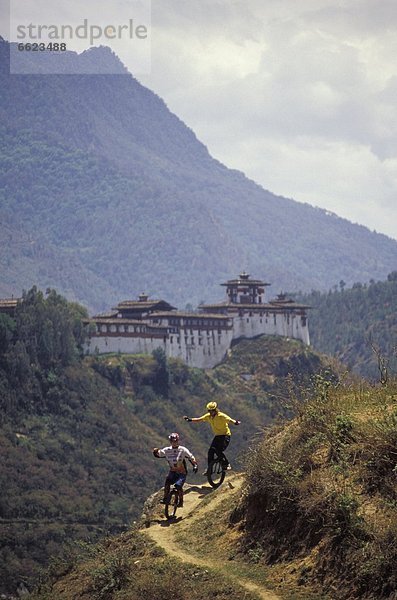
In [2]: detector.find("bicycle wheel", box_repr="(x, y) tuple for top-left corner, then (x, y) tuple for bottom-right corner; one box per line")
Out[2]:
(207, 459), (226, 489)
(165, 489), (179, 519)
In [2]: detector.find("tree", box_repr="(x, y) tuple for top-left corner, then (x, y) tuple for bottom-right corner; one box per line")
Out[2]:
(13, 287), (88, 370)
(0, 314), (15, 358)
(152, 347), (169, 397)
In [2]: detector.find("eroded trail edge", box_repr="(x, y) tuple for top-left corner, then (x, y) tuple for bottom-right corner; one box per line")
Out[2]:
(143, 474), (280, 600)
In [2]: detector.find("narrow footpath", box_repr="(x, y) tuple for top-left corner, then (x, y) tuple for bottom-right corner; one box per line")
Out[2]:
(143, 474), (281, 600)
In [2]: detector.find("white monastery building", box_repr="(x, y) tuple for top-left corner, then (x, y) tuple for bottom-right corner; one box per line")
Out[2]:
(83, 273), (310, 369)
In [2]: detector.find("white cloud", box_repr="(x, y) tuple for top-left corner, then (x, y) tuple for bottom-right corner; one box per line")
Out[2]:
(136, 0), (397, 240)
(3, 0), (396, 239)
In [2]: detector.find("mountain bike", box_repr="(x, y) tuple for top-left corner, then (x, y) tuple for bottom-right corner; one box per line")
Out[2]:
(207, 458), (226, 489)
(164, 485), (181, 519)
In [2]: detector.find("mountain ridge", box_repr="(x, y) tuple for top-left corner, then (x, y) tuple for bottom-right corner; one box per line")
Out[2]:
(1, 38), (397, 311)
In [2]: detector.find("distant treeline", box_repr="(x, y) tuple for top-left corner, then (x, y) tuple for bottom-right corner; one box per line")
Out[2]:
(296, 272), (397, 379)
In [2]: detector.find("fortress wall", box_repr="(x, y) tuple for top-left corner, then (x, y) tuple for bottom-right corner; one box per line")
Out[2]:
(166, 327), (233, 369)
(85, 335), (165, 355)
(232, 311), (282, 339)
(231, 311), (310, 345)
(84, 310), (309, 367)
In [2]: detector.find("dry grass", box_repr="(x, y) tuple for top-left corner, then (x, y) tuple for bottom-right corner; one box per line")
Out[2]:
(30, 525), (260, 600)
(30, 373), (397, 600)
(236, 375), (397, 599)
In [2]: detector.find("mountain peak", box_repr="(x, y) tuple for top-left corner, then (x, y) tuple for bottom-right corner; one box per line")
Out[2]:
(1, 44), (397, 309)
(6, 39), (129, 74)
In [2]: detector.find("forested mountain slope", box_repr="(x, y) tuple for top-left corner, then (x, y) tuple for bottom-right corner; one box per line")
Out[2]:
(31, 376), (397, 600)
(296, 272), (397, 379)
(1, 38), (397, 310)
(0, 287), (331, 596)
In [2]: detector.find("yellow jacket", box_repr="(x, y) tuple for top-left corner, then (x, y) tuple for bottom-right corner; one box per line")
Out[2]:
(196, 411), (235, 436)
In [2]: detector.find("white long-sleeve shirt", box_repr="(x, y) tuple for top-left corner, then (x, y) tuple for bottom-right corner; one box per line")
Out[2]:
(157, 445), (196, 474)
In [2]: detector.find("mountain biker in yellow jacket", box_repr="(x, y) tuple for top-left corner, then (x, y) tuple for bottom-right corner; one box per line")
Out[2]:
(183, 402), (240, 475)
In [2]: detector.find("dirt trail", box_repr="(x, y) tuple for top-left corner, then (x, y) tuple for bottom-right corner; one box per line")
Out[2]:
(143, 474), (280, 600)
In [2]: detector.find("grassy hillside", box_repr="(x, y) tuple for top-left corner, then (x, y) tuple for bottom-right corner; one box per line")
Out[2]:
(29, 376), (397, 600)
(296, 272), (397, 379)
(2, 38), (397, 310)
(30, 529), (260, 600)
(0, 287), (332, 595)
(231, 375), (397, 599)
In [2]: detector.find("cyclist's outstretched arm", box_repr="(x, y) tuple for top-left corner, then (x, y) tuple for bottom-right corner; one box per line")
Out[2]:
(153, 447), (166, 457)
(225, 414), (241, 426)
(183, 415), (204, 423)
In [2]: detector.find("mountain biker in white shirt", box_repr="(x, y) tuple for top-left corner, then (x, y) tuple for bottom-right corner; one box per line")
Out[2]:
(152, 432), (198, 508)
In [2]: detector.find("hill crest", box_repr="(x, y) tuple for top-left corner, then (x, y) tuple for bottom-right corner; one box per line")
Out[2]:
(1, 39), (397, 311)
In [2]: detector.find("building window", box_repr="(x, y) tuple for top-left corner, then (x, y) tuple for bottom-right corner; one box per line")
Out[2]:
(170, 336), (173, 343)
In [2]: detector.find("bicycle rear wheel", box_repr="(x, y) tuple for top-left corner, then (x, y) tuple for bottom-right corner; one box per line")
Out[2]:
(165, 489), (179, 519)
(207, 459), (226, 489)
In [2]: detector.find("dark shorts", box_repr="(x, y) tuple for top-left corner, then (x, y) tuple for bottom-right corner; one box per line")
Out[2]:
(210, 435), (230, 452)
(208, 435), (231, 466)
(165, 471), (186, 488)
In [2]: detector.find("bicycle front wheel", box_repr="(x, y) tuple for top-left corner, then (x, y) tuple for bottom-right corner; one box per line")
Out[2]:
(207, 459), (226, 489)
(165, 489), (179, 519)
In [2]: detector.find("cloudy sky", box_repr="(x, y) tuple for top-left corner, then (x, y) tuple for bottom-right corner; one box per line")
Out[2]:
(139, 0), (397, 241)
(3, 0), (397, 240)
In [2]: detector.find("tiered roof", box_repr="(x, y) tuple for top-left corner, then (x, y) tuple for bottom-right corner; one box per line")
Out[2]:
(268, 293), (311, 310)
(114, 299), (176, 313)
(220, 271), (271, 287)
(150, 311), (230, 320)
(0, 298), (20, 316)
(201, 296), (311, 312)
